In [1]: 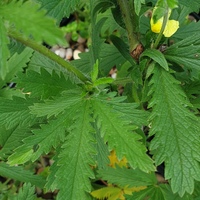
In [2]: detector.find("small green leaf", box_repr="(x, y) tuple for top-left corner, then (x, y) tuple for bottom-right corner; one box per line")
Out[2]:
(16, 183), (36, 200)
(141, 49), (169, 71)
(166, 0), (178, 9)
(91, 59), (99, 82)
(93, 77), (114, 86)
(134, 0), (145, 15)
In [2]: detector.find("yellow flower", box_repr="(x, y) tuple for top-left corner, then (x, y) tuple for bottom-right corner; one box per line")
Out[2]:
(150, 9), (179, 37)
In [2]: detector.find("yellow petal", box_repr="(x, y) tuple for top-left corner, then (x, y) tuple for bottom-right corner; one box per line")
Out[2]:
(150, 17), (163, 33)
(163, 19), (179, 37)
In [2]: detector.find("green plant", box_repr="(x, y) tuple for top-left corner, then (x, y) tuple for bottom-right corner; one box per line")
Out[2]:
(0, 0), (200, 199)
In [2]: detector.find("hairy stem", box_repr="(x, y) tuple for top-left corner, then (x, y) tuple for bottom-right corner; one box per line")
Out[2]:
(8, 30), (90, 83)
(117, 0), (140, 52)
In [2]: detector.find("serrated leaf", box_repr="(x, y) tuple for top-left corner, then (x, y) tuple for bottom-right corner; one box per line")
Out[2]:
(92, 94), (154, 172)
(15, 183), (36, 200)
(16, 68), (76, 99)
(46, 100), (95, 200)
(164, 33), (200, 71)
(173, 21), (200, 40)
(36, 0), (81, 23)
(148, 66), (200, 196)
(0, 1), (65, 45)
(8, 111), (73, 164)
(98, 166), (157, 188)
(179, 0), (200, 13)
(0, 17), (10, 80)
(127, 184), (177, 200)
(94, 123), (110, 169)
(0, 162), (45, 188)
(141, 49), (169, 71)
(0, 125), (29, 157)
(0, 47), (33, 88)
(0, 96), (37, 129)
(30, 90), (82, 118)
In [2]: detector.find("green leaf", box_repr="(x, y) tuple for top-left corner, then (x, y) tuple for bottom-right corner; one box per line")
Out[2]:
(134, 0), (145, 15)
(30, 90), (82, 118)
(179, 0), (200, 13)
(166, 0), (178, 9)
(173, 22), (200, 40)
(91, 60), (99, 82)
(0, 96), (37, 129)
(46, 100), (95, 200)
(0, 17), (10, 80)
(148, 66), (200, 196)
(93, 77), (114, 86)
(94, 123), (110, 169)
(16, 68), (76, 99)
(127, 184), (183, 200)
(36, 0), (81, 23)
(15, 183), (36, 200)
(98, 166), (157, 187)
(0, 1), (65, 45)
(0, 162), (45, 188)
(164, 34), (200, 72)
(141, 49), (169, 71)
(92, 94), (154, 172)
(0, 125), (29, 157)
(0, 47), (33, 88)
(110, 35), (136, 66)
(8, 111), (73, 164)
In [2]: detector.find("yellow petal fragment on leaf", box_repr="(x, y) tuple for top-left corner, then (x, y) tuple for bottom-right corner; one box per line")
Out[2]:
(108, 150), (128, 168)
(163, 19), (179, 37)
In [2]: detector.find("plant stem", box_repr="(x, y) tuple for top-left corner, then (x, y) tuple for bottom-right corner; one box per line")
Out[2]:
(117, 0), (140, 52)
(153, 9), (169, 49)
(8, 30), (90, 83)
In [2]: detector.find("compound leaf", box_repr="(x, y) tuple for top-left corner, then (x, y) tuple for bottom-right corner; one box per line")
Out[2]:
(148, 66), (200, 196)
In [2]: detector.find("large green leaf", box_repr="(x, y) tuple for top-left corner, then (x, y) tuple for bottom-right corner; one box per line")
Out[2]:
(164, 34), (200, 72)
(92, 93), (154, 172)
(0, 17), (10, 80)
(0, 1), (65, 45)
(16, 68), (76, 99)
(46, 100), (95, 200)
(35, 0), (81, 23)
(148, 66), (200, 196)
(0, 162), (45, 188)
(98, 166), (157, 187)
(0, 96), (37, 129)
